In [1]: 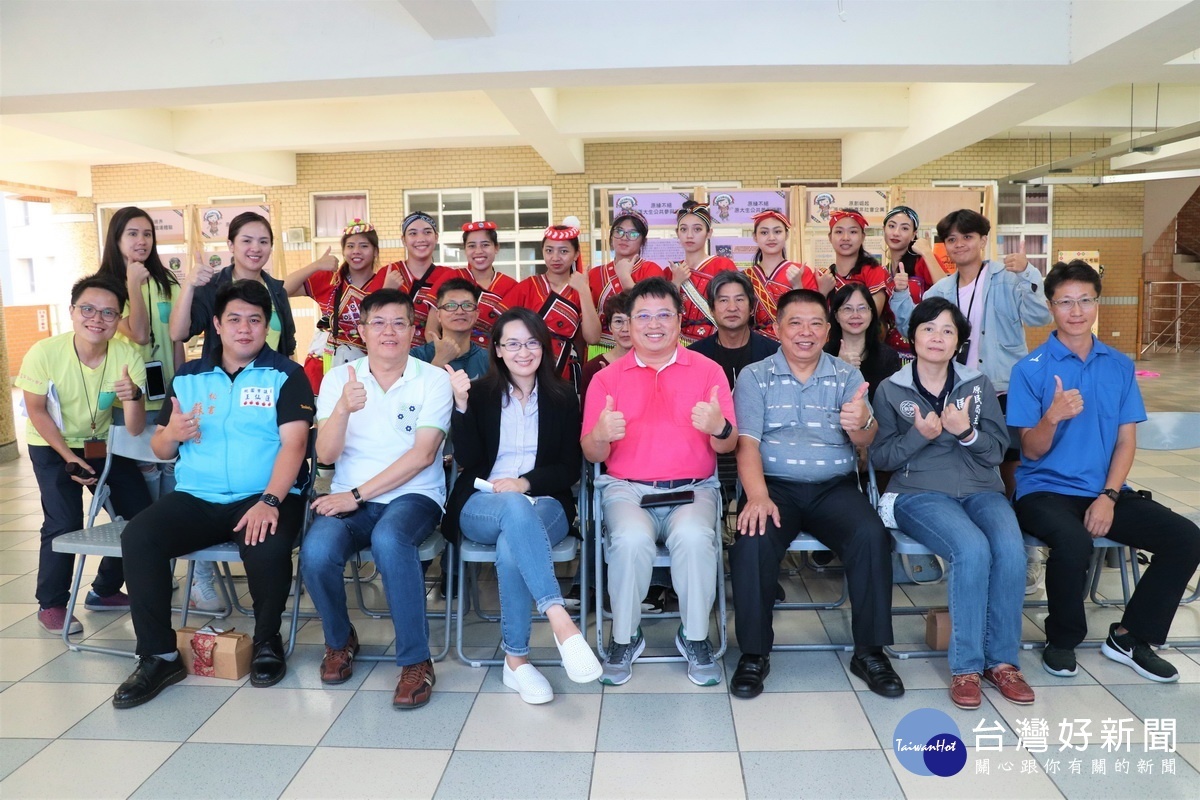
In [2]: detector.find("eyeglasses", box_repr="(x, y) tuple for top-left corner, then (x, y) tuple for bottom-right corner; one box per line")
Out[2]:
(74, 304), (119, 323)
(837, 304), (872, 315)
(364, 318), (411, 332)
(612, 229), (642, 241)
(438, 301), (478, 312)
(609, 316), (631, 329)
(499, 339), (542, 352)
(632, 311), (678, 326)
(1050, 297), (1098, 310)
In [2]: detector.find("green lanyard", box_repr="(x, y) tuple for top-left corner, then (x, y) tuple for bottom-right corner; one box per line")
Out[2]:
(74, 337), (109, 438)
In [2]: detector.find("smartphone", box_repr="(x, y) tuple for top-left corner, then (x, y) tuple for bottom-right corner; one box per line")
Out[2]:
(639, 490), (695, 509)
(144, 361), (167, 401)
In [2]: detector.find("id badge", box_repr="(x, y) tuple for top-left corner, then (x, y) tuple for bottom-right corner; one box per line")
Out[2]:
(83, 439), (107, 460)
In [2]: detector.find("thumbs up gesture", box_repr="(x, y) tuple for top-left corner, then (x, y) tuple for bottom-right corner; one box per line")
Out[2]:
(941, 394), (973, 437)
(445, 364), (471, 412)
(126, 260), (150, 288)
(816, 267), (836, 296)
(839, 382), (871, 432)
(692, 385), (726, 436)
(594, 395), (626, 444)
(341, 365), (367, 413)
(166, 396), (202, 444)
(114, 364), (138, 402)
(1003, 240), (1029, 273)
(892, 261), (909, 294)
(1047, 374), (1084, 424)
(315, 246), (338, 272)
(913, 409), (943, 440)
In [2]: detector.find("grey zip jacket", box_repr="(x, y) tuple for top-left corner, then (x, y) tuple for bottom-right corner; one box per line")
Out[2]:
(871, 362), (1008, 497)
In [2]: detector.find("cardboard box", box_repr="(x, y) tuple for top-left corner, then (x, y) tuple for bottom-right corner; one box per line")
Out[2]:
(176, 626), (252, 680)
(925, 609), (951, 651)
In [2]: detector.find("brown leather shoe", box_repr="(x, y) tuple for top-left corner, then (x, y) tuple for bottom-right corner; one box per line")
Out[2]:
(319, 625), (360, 685)
(983, 664), (1035, 705)
(393, 659), (435, 709)
(950, 673), (982, 709)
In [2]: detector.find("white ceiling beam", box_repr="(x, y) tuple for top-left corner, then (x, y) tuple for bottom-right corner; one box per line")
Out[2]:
(0, 161), (91, 197)
(486, 88), (584, 173)
(1111, 137), (1200, 170)
(398, 0), (494, 39)
(3, 113), (297, 186)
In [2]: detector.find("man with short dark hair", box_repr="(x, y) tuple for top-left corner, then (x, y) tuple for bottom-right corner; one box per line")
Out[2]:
(411, 277), (489, 379)
(688, 270), (780, 390)
(1009, 260), (1200, 683)
(114, 280), (315, 708)
(17, 275), (151, 636)
(582, 277), (737, 687)
(729, 289), (902, 700)
(301, 288), (453, 709)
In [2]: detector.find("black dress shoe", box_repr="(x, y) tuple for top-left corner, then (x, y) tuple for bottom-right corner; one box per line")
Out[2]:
(113, 652), (186, 709)
(850, 652), (905, 698)
(250, 633), (287, 687)
(730, 654), (770, 699)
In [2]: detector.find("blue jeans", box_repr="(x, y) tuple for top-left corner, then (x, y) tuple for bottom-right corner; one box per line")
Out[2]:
(894, 491), (1025, 675)
(300, 493), (441, 666)
(459, 493), (568, 657)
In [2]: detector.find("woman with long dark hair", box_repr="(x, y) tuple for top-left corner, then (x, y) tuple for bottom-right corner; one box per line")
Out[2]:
(670, 200), (736, 344)
(442, 308), (602, 703)
(825, 284), (901, 402)
(746, 210), (817, 339)
(461, 221), (517, 347)
(879, 205), (945, 355)
(588, 210), (665, 348)
(821, 209), (890, 317)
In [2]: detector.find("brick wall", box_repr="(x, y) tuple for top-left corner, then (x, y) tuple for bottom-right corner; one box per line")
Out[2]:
(82, 137), (1153, 356)
(4, 305), (52, 378)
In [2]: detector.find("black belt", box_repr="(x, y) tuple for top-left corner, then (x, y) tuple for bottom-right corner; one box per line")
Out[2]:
(628, 478), (697, 489)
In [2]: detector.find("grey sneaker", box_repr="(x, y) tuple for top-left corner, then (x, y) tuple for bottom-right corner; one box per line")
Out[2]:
(675, 625), (722, 686)
(599, 628), (645, 686)
(1025, 550), (1045, 596)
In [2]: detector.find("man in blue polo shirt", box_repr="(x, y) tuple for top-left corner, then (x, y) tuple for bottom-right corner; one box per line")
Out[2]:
(114, 281), (315, 708)
(1008, 260), (1200, 683)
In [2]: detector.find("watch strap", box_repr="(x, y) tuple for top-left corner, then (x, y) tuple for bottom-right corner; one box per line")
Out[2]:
(260, 493), (280, 507)
(714, 419), (733, 440)
(351, 487), (365, 505)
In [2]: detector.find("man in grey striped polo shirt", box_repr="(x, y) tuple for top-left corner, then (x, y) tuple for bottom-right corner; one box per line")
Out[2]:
(728, 289), (901, 701)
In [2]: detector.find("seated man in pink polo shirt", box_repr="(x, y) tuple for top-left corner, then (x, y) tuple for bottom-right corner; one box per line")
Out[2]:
(582, 277), (737, 687)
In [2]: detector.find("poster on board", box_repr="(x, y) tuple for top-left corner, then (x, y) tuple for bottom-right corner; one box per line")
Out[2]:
(610, 193), (691, 228)
(806, 189), (889, 227)
(197, 205), (273, 241)
(642, 238), (686, 266)
(147, 208), (186, 245)
(706, 191), (790, 226)
(711, 236), (759, 267)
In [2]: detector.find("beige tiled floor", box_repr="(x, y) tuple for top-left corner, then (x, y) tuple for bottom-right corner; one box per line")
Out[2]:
(1, 356), (1198, 799)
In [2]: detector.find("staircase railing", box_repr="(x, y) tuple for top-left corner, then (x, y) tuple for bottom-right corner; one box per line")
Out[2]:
(1142, 281), (1200, 355)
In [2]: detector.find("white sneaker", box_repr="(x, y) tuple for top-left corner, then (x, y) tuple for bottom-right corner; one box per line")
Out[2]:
(1025, 558), (1045, 596)
(189, 576), (227, 614)
(503, 661), (554, 704)
(553, 632), (603, 683)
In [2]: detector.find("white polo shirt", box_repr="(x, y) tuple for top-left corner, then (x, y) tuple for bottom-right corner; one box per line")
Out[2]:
(317, 356), (453, 505)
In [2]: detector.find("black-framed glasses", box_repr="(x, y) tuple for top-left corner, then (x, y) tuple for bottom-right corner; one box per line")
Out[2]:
(612, 229), (643, 241)
(438, 301), (478, 312)
(74, 304), (119, 323)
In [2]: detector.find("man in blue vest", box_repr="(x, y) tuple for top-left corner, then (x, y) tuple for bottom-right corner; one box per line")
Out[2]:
(114, 280), (315, 708)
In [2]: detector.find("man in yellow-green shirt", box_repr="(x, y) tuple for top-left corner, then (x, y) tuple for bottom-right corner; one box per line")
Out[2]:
(16, 275), (153, 637)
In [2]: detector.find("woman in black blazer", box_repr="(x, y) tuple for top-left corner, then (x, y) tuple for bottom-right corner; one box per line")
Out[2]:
(443, 308), (602, 703)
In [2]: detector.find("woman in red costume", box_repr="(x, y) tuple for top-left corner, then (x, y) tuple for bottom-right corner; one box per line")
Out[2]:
(669, 200), (737, 344)
(588, 209), (665, 348)
(744, 209), (817, 339)
(461, 220), (518, 347)
(501, 218), (601, 386)
(381, 210), (470, 346)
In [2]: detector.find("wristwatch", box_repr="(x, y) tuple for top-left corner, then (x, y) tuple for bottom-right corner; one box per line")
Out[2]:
(714, 419), (734, 440)
(260, 493), (281, 508)
(351, 487), (366, 506)
(860, 415), (876, 432)
(954, 426), (975, 442)
(130, 386), (143, 401)
(1101, 488), (1121, 503)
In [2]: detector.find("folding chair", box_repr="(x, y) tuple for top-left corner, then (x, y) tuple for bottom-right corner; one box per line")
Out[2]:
(591, 462), (728, 664)
(53, 425), (319, 658)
